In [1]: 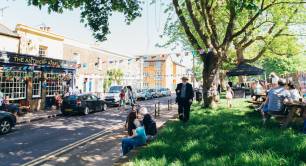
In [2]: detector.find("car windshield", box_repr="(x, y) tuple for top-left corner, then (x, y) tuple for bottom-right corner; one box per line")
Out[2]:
(109, 86), (122, 93)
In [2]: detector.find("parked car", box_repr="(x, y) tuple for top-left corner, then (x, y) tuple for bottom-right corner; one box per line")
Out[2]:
(160, 88), (171, 96)
(156, 89), (163, 98)
(61, 94), (107, 116)
(104, 86), (124, 106)
(0, 111), (16, 135)
(148, 89), (158, 98)
(136, 89), (152, 100)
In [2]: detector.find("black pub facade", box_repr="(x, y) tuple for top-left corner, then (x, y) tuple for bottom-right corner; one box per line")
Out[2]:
(0, 51), (76, 110)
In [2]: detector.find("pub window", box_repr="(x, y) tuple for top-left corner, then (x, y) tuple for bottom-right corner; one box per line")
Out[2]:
(39, 46), (48, 57)
(0, 71), (27, 100)
(46, 72), (63, 97)
(32, 72), (41, 98)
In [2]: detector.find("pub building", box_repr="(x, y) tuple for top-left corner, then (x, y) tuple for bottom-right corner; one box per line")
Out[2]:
(0, 51), (76, 111)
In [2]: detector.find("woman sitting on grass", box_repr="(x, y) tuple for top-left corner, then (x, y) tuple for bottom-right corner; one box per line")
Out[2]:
(139, 107), (157, 141)
(121, 112), (147, 156)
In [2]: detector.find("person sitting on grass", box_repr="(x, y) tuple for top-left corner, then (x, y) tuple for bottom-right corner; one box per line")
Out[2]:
(139, 107), (157, 141)
(121, 116), (147, 156)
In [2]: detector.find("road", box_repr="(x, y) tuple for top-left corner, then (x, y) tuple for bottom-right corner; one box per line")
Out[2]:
(0, 96), (175, 166)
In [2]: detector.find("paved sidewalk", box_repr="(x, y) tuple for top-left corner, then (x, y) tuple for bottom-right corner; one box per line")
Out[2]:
(41, 105), (178, 166)
(17, 109), (61, 124)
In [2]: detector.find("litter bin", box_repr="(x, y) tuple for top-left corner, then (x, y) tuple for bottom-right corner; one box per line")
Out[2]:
(195, 89), (202, 102)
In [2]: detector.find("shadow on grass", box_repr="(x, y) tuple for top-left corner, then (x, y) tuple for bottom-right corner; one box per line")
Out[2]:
(132, 100), (306, 166)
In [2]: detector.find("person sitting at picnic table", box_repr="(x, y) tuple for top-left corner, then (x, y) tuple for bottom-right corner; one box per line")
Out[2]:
(262, 79), (290, 123)
(121, 115), (146, 156)
(139, 107), (157, 141)
(253, 80), (264, 101)
(287, 81), (301, 102)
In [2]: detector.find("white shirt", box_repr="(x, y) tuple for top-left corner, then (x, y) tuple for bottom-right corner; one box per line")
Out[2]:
(289, 89), (301, 101)
(0, 92), (3, 106)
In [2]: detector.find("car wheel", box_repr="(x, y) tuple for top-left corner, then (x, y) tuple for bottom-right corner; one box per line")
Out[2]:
(83, 107), (89, 115)
(103, 104), (107, 111)
(0, 119), (12, 135)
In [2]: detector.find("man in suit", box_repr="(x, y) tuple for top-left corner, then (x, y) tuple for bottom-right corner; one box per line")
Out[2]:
(176, 77), (194, 122)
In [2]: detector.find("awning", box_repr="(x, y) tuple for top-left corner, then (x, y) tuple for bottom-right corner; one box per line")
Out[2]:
(226, 63), (264, 76)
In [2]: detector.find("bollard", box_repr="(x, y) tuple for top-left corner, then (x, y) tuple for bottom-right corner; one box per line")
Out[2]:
(168, 100), (170, 110)
(154, 103), (157, 118)
(158, 101), (160, 116)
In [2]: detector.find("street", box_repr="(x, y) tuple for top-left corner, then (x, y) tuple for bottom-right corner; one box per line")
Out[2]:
(0, 96), (175, 166)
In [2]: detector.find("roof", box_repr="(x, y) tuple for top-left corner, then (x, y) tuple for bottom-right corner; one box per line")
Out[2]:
(226, 63), (265, 76)
(0, 24), (19, 38)
(15, 24), (64, 41)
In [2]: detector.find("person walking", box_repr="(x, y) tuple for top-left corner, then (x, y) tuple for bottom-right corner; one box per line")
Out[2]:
(175, 77), (194, 122)
(226, 85), (234, 108)
(119, 89), (126, 107)
(0, 89), (4, 110)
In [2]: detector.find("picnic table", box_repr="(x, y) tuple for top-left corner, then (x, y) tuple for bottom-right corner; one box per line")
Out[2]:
(247, 100), (263, 105)
(282, 101), (305, 127)
(253, 93), (267, 102)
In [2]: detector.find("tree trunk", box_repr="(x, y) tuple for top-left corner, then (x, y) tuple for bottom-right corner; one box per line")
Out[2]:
(236, 48), (245, 83)
(202, 51), (220, 108)
(219, 71), (227, 91)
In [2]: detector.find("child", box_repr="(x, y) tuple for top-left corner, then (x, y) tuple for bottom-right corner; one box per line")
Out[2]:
(226, 85), (234, 108)
(119, 89), (125, 107)
(54, 92), (62, 109)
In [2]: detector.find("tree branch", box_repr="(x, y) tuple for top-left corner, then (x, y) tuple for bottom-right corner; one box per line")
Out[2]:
(185, 0), (210, 48)
(231, 1), (306, 40)
(195, 1), (212, 39)
(221, 1), (236, 50)
(242, 8), (298, 63)
(200, 0), (219, 47)
(172, 0), (201, 49)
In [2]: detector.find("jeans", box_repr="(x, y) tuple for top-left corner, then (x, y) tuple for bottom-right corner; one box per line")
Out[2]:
(121, 137), (140, 155)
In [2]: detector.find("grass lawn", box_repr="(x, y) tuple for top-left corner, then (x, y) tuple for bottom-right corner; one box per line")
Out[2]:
(130, 99), (306, 166)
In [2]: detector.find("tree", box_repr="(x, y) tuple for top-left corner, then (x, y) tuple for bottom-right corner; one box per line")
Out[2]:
(107, 68), (124, 85)
(28, 0), (306, 107)
(259, 35), (306, 75)
(27, 0), (142, 41)
(169, 0), (305, 107)
(103, 68), (124, 92)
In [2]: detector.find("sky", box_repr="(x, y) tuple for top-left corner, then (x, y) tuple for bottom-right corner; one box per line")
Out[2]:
(0, 0), (181, 56)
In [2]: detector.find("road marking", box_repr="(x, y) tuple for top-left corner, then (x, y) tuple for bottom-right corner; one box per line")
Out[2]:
(21, 130), (113, 166)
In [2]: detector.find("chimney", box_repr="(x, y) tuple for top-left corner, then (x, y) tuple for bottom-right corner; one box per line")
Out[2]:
(40, 26), (51, 32)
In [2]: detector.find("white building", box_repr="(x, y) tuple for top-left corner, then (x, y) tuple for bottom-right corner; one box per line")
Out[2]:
(0, 24), (20, 53)
(15, 24), (64, 59)
(63, 39), (144, 94)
